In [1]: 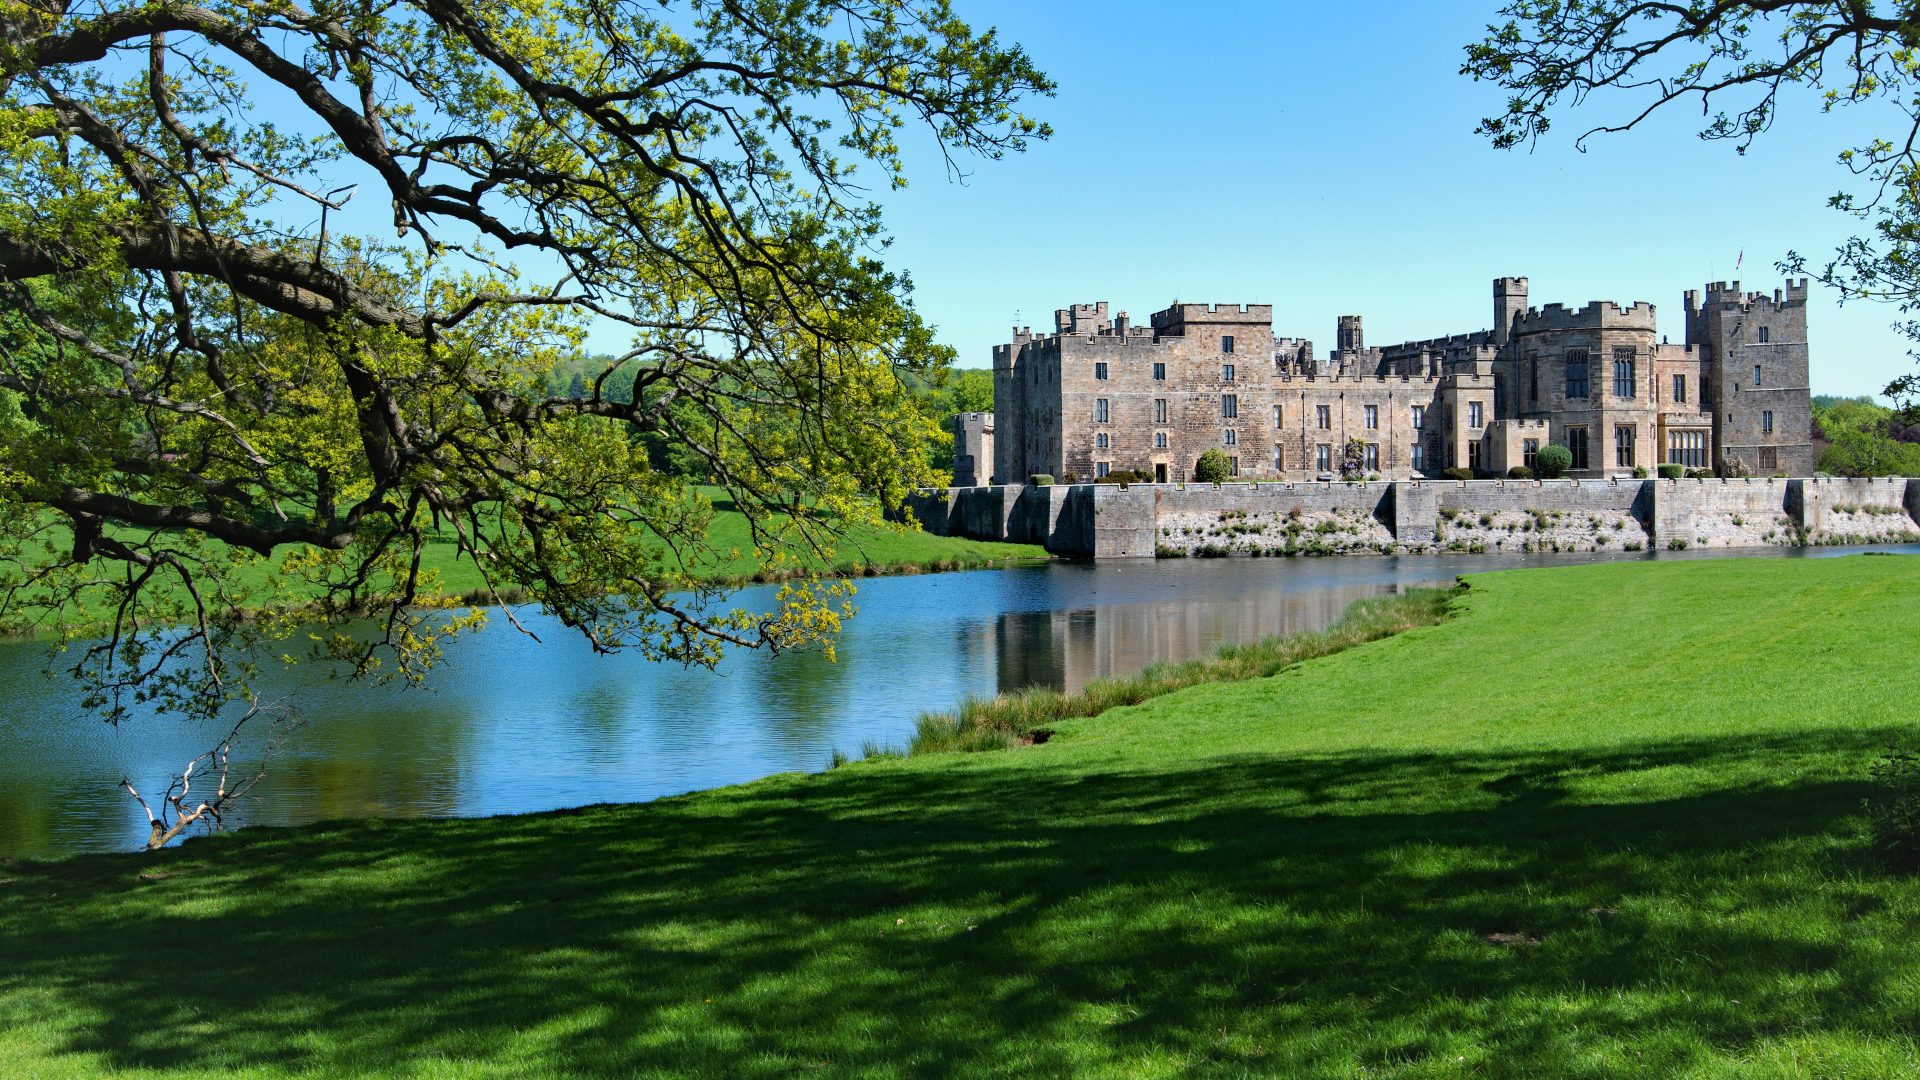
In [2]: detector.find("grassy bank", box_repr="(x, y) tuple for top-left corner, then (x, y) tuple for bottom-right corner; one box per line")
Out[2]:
(9, 492), (1045, 634)
(909, 586), (1458, 754)
(4, 555), (1920, 1076)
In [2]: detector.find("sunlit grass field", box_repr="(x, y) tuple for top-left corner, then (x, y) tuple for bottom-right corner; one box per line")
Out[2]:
(2, 555), (1917, 1077)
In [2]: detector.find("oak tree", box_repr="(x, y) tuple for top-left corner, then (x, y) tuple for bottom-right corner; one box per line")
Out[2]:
(0, 0), (1052, 725)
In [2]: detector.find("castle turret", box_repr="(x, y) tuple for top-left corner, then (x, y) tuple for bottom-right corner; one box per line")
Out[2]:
(1336, 315), (1364, 353)
(1494, 276), (1528, 345)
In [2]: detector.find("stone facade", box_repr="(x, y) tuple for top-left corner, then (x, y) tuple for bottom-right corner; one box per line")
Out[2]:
(981, 278), (1814, 483)
(950, 411), (993, 488)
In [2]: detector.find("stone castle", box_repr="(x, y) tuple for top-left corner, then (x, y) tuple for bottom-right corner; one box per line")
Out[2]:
(953, 278), (1814, 486)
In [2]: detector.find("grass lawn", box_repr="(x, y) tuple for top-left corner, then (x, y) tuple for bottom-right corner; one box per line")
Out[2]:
(3, 555), (1919, 1077)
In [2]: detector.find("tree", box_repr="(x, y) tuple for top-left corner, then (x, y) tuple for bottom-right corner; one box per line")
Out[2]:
(1195, 449), (1232, 483)
(1341, 436), (1367, 478)
(0, 0), (1053, 735)
(1462, 2), (1920, 414)
(1535, 443), (1573, 479)
(1816, 396), (1920, 473)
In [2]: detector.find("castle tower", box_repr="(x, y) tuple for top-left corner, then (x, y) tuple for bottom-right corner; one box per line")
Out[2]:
(1696, 280), (1813, 476)
(1494, 277), (1528, 346)
(1336, 315), (1364, 353)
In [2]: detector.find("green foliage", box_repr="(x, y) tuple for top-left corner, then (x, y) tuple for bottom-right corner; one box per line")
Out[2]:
(917, 367), (995, 473)
(1194, 449), (1232, 484)
(1816, 397), (1920, 476)
(0, 0), (1053, 723)
(1534, 443), (1573, 479)
(1868, 748), (1920, 874)
(1506, 466), (1533, 479)
(1632, 465), (1650, 479)
(1659, 463), (1684, 479)
(1028, 474), (1053, 487)
(1442, 467), (1476, 481)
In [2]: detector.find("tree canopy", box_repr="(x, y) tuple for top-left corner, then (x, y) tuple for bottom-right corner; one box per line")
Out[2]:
(0, 0), (1052, 723)
(1462, 1), (1920, 411)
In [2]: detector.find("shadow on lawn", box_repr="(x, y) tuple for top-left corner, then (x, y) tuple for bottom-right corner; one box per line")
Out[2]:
(2, 724), (1914, 1075)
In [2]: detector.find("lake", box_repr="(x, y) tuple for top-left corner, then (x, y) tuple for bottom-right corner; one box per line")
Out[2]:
(4, 544), (1912, 858)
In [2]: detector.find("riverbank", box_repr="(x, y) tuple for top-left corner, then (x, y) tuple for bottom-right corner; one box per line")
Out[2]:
(4, 493), (1048, 637)
(3, 555), (1918, 1076)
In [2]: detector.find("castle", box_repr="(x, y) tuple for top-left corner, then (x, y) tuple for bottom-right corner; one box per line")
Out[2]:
(954, 278), (1814, 486)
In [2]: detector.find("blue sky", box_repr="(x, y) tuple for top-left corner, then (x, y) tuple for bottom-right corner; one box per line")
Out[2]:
(874, 0), (1905, 397)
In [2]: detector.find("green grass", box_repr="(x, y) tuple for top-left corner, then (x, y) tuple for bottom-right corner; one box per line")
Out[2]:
(4, 555), (1920, 1077)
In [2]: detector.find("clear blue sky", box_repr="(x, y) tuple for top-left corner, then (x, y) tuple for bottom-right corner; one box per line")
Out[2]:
(873, 0), (1904, 398)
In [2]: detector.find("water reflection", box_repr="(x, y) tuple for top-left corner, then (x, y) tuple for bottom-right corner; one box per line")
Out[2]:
(3, 544), (1913, 858)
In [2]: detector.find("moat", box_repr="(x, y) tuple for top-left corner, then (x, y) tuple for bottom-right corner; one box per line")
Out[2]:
(5, 545), (1913, 859)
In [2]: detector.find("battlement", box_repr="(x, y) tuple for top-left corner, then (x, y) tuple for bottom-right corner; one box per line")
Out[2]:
(1150, 302), (1275, 333)
(1054, 301), (1112, 335)
(1274, 371), (1447, 388)
(1510, 298), (1658, 333)
(1696, 279), (1809, 311)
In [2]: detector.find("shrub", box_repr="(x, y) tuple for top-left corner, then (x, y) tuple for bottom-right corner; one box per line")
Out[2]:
(1632, 465), (1650, 479)
(1534, 443), (1573, 479)
(1028, 473), (1054, 486)
(1060, 471), (1077, 484)
(1868, 748), (1920, 874)
(1442, 467), (1475, 481)
(1686, 468), (1712, 479)
(1506, 465), (1534, 480)
(1195, 448), (1232, 484)
(1658, 464), (1683, 479)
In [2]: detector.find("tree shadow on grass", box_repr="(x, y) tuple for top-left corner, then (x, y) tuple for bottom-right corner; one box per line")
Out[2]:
(2, 725), (1916, 1076)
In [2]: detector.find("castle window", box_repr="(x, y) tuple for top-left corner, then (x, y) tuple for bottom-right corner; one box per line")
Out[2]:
(1274, 446), (1284, 470)
(1094, 362), (1108, 381)
(1223, 363), (1236, 382)
(1154, 398), (1168, 424)
(1365, 404), (1379, 429)
(1567, 426), (1589, 470)
(1155, 431), (1168, 449)
(1222, 335), (1235, 354)
(1221, 394), (1238, 419)
(1411, 405), (1425, 429)
(1153, 362), (1166, 381)
(1411, 443), (1427, 472)
(1613, 349), (1636, 399)
(1468, 441), (1483, 472)
(1523, 438), (1539, 470)
(1273, 404), (1283, 429)
(1229, 456), (1240, 476)
(1096, 432), (1109, 450)
(1364, 443), (1380, 471)
(1668, 430), (1707, 468)
(1095, 398), (1110, 423)
(1096, 461), (1110, 478)
(1224, 428), (1237, 446)
(1615, 425), (1635, 468)
(1316, 444), (1332, 472)
(1763, 410), (1774, 434)
(1755, 364), (1763, 387)
(1673, 374), (1687, 403)
(1316, 404), (1331, 429)
(1760, 446), (1779, 471)
(1759, 326), (1770, 343)
(1468, 401), (1483, 428)
(1566, 349), (1589, 399)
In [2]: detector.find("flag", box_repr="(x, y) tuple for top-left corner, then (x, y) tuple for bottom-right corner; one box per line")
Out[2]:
(1734, 249), (1743, 272)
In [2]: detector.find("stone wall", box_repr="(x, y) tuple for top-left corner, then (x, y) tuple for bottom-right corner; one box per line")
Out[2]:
(902, 477), (1920, 560)
(1652, 478), (1798, 550)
